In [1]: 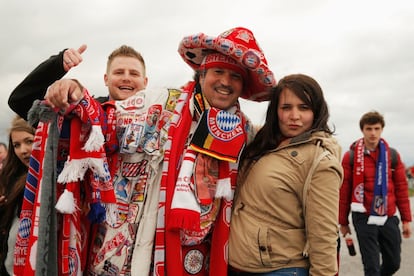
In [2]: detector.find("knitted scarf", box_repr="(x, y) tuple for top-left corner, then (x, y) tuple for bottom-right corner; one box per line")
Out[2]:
(14, 90), (116, 276)
(351, 138), (389, 225)
(154, 82), (248, 276)
(13, 101), (59, 276)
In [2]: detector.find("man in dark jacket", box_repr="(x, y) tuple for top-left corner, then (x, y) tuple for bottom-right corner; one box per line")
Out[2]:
(339, 110), (412, 276)
(8, 44), (148, 120)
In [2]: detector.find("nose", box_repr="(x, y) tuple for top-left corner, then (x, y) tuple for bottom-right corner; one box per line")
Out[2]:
(121, 73), (132, 82)
(219, 72), (232, 86)
(290, 108), (300, 120)
(20, 144), (32, 155)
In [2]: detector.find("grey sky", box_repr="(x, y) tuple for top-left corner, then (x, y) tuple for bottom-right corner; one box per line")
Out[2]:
(1, 0), (414, 164)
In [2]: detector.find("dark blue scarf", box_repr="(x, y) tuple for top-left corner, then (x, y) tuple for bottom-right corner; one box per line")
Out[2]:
(368, 139), (388, 225)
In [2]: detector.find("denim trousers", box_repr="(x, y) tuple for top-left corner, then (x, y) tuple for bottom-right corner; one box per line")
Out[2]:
(228, 267), (309, 276)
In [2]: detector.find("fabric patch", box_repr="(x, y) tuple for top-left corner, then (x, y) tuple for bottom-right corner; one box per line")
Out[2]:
(120, 123), (144, 154)
(166, 89), (182, 112)
(114, 177), (130, 200)
(140, 104), (162, 153)
(121, 162), (142, 177)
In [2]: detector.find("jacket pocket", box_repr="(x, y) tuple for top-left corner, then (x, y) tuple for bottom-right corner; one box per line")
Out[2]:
(258, 227), (273, 266)
(258, 226), (306, 266)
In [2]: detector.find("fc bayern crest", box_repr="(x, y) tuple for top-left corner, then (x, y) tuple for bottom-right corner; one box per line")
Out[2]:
(207, 108), (243, 142)
(354, 183), (365, 202)
(184, 249), (204, 274)
(242, 50), (260, 69)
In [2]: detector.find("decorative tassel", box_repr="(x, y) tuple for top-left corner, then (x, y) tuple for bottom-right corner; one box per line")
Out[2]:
(83, 125), (105, 152)
(215, 178), (232, 200)
(55, 189), (76, 214)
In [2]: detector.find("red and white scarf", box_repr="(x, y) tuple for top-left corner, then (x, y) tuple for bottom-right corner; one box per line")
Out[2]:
(14, 90), (116, 276)
(153, 81), (250, 276)
(351, 138), (389, 225)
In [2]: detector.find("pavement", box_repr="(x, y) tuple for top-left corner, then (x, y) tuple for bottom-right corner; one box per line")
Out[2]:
(339, 197), (414, 275)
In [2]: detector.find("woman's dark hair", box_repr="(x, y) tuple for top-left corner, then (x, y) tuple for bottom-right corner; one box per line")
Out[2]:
(241, 74), (333, 164)
(0, 117), (35, 257)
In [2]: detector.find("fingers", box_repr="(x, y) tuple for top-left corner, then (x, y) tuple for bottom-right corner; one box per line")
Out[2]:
(78, 44), (87, 54)
(63, 44), (87, 71)
(45, 79), (83, 110)
(402, 223), (412, 238)
(339, 225), (351, 237)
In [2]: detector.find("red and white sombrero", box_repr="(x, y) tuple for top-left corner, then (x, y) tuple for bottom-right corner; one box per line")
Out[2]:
(178, 27), (276, 101)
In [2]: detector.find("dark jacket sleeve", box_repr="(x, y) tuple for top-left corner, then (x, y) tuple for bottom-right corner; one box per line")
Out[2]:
(8, 49), (67, 120)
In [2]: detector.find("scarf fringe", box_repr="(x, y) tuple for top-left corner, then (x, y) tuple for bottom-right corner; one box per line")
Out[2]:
(367, 215), (388, 225)
(58, 159), (90, 183)
(88, 158), (111, 180)
(168, 209), (201, 231)
(58, 158), (109, 183)
(83, 125), (105, 152)
(215, 178), (233, 200)
(351, 202), (367, 213)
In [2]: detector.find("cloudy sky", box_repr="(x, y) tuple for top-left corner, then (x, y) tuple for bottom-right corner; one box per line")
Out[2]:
(1, 0), (414, 165)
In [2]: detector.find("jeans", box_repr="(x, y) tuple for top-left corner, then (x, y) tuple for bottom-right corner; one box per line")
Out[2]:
(228, 267), (309, 276)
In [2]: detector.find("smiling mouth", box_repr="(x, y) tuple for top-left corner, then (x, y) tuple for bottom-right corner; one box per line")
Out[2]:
(216, 88), (231, 95)
(119, 86), (134, 91)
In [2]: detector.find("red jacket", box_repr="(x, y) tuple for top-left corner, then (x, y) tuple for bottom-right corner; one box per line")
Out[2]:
(339, 144), (412, 225)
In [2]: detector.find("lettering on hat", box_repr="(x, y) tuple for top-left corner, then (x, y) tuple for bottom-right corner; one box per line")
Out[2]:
(203, 53), (238, 65)
(200, 53), (247, 80)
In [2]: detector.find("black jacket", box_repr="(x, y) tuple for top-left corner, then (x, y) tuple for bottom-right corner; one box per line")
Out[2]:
(8, 50), (109, 119)
(8, 50), (68, 120)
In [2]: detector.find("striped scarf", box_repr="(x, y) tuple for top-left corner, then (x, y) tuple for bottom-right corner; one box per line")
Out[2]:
(13, 102), (60, 276)
(351, 138), (389, 225)
(14, 90), (116, 276)
(153, 82), (249, 276)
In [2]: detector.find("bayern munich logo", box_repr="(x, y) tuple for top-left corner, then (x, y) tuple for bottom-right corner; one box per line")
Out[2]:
(184, 249), (204, 274)
(207, 109), (243, 141)
(354, 183), (365, 202)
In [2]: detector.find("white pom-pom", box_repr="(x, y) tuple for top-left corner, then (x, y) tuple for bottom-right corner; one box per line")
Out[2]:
(83, 125), (105, 152)
(55, 189), (76, 214)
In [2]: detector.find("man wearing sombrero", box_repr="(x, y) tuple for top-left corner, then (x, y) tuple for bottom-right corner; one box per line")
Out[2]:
(25, 27), (275, 276)
(155, 26), (276, 276)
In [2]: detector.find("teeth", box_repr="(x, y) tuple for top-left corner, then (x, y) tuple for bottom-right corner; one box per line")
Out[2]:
(119, 86), (133, 90)
(216, 88), (230, 95)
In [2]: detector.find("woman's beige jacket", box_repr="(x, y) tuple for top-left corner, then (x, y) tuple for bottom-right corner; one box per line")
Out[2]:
(229, 131), (343, 275)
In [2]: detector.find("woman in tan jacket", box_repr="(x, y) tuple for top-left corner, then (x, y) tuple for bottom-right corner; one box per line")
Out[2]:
(228, 74), (343, 276)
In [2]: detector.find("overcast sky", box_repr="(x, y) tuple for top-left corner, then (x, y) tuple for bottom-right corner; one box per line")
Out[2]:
(1, 0), (414, 165)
